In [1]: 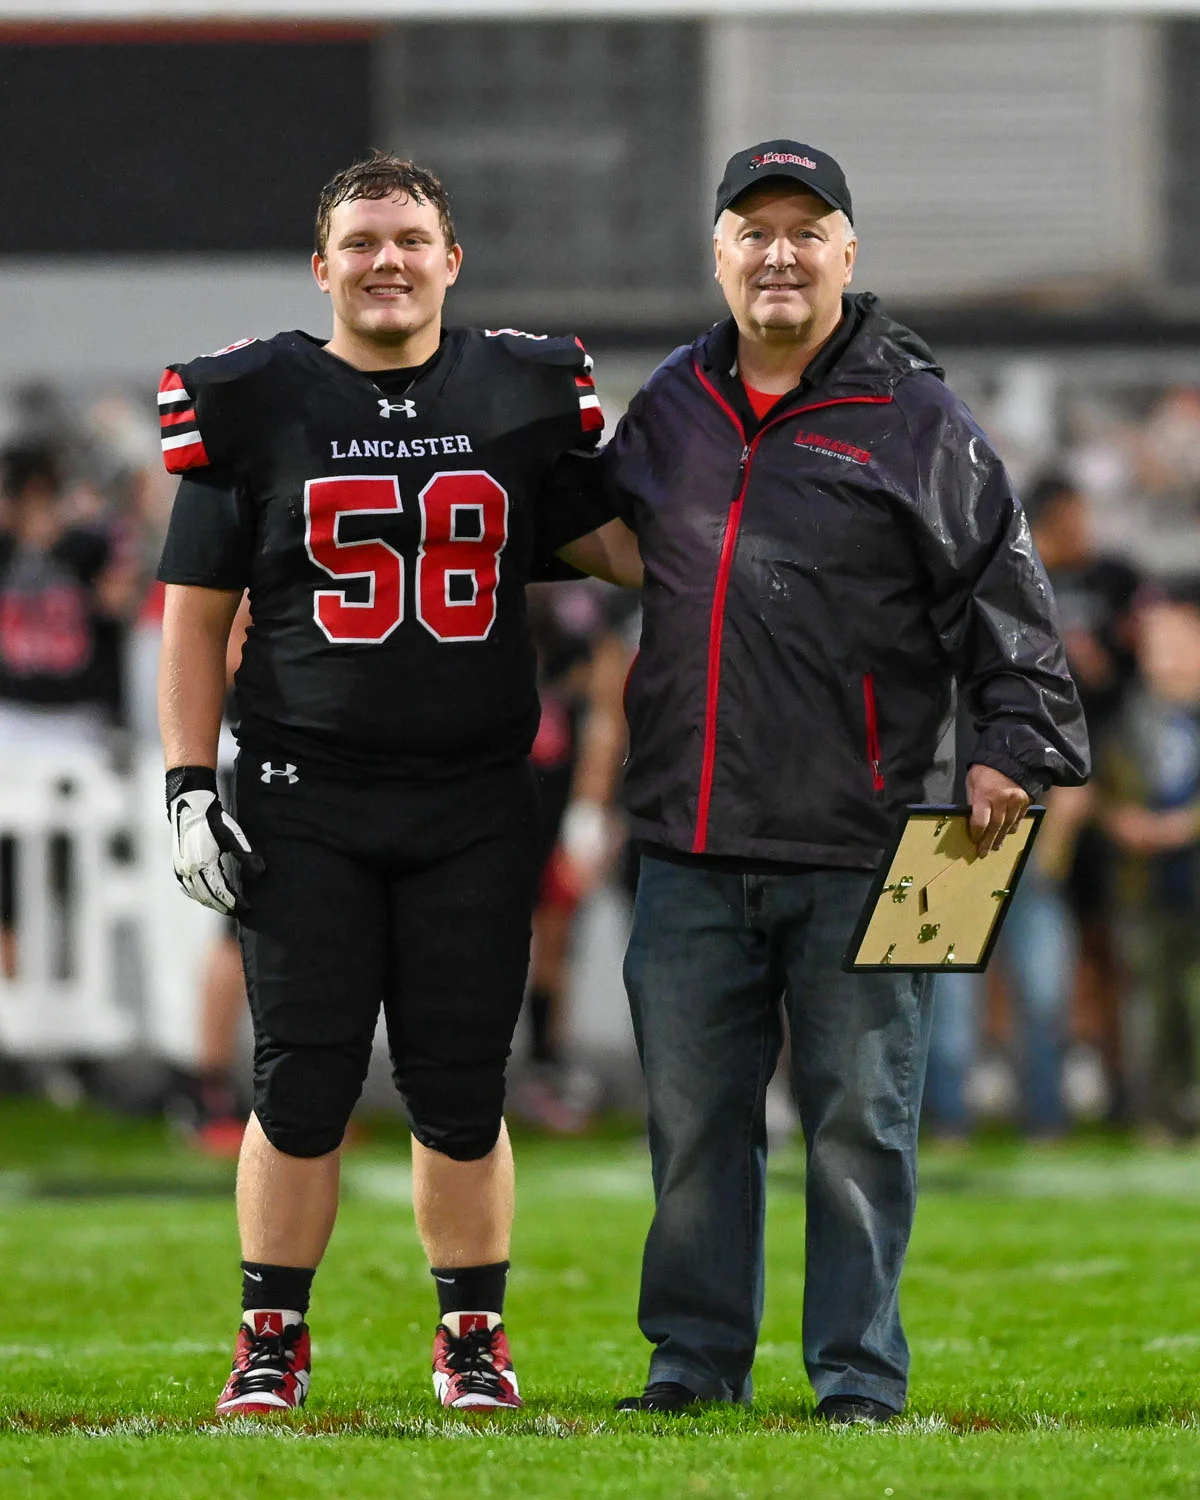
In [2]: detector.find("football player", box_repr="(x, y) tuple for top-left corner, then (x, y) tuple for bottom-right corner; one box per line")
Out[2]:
(156, 153), (640, 1416)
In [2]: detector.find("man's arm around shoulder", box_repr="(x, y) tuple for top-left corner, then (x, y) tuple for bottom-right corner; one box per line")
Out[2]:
(556, 519), (642, 589)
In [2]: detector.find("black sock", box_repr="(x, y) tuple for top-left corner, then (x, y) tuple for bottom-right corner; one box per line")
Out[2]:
(528, 987), (557, 1065)
(430, 1261), (508, 1318)
(241, 1261), (315, 1315)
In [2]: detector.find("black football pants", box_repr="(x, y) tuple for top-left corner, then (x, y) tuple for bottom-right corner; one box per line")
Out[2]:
(232, 753), (540, 1160)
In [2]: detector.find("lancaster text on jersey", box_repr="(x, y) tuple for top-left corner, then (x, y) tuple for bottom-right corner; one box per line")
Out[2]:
(330, 435), (473, 460)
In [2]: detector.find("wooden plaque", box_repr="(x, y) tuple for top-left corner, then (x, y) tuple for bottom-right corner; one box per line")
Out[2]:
(843, 804), (1044, 972)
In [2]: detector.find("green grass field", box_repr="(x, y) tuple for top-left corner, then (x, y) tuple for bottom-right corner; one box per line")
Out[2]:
(3, 1100), (1200, 1497)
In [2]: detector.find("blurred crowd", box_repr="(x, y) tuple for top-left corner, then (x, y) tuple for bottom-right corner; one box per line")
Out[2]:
(0, 382), (172, 753)
(4, 371), (1200, 1148)
(928, 378), (1200, 1143)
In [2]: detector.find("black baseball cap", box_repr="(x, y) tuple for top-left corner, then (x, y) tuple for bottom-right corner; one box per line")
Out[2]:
(714, 140), (853, 225)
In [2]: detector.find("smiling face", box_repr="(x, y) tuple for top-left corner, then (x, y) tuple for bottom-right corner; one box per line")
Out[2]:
(714, 181), (856, 348)
(312, 192), (463, 368)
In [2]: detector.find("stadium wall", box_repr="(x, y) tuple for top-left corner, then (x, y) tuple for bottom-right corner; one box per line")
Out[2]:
(0, 13), (1198, 386)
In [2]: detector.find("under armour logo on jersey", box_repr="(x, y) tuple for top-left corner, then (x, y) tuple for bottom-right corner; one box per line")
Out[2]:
(378, 398), (417, 420)
(260, 762), (298, 785)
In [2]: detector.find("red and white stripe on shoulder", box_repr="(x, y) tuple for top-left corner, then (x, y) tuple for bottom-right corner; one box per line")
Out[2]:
(572, 335), (595, 375)
(573, 337), (603, 432)
(157, 369), (210, 473)
(575, 373), (604, 433)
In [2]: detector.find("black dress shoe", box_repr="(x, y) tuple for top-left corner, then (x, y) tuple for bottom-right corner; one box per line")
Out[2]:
(615, 1380), (703, 1412)
(815, 1395), (897, 1425)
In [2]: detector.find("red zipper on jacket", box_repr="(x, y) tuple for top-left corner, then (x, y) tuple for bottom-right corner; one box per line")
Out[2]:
(862, 672), (885, 791)
(690, 358), (893, 853)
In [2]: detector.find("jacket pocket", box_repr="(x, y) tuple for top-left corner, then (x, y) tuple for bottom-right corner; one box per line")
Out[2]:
(862, 673), (885, 792)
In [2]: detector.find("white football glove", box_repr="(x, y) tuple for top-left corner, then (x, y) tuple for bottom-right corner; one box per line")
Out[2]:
(166, 767), (264, 916)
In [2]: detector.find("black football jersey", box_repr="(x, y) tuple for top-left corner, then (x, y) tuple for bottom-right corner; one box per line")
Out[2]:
(0, 525), (113, 708)
(156, 327), (612, 778)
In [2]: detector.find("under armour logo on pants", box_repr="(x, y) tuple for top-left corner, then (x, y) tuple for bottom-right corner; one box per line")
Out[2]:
(261, 762), (299, 785)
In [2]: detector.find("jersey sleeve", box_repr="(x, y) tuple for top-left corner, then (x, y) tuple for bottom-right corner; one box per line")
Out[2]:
(156, 337), (267, 476)
(157, 366), (215, 473)
(533, 447), (620, 558)
(483, 329), (606, 446)
(156, 470), (254, 591)
(513, 336), (615, 555)
(158, 358), (240, 471)
(572, 342), (606, 442)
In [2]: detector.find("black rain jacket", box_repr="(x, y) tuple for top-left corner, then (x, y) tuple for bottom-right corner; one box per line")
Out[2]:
(605, 294), (1090, 869)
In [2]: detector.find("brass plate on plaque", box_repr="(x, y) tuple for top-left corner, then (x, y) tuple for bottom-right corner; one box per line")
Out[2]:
(843, 805), (1044, 972)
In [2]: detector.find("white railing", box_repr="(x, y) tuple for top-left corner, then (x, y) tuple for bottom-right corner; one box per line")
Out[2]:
(0, 751), (218, 1062)
(0, 753), (140, 1055)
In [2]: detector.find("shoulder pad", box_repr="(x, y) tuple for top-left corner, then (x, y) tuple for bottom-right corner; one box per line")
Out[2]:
(482, 328), (594, 374)
(171, 335), (276, 390)
(158, 335), (280, 474)
(482, 329), (602, 438)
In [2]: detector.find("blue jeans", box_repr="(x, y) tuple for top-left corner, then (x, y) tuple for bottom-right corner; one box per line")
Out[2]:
(624, 854), (934, 1411)
(925, 870), (1073, 1136)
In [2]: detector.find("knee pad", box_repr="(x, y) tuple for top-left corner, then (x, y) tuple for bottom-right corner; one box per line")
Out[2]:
(398, 1061), (505, 1161)
(253, 1041), (369, 1158)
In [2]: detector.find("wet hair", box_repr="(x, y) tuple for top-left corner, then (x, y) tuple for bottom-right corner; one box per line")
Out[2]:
(1, 442), (61, 500)
(314, 151), (456, 256)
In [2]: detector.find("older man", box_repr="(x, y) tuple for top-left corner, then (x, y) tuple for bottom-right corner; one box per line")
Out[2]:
(607, 141), (1089, 1420)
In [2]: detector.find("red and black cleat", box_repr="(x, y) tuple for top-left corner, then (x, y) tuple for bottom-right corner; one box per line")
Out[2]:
(215, 1311), (311, 1415)
(432, 1312), (522, 1410)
